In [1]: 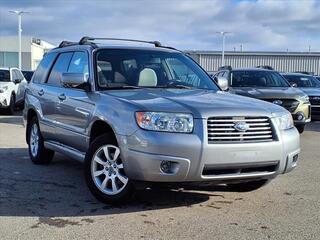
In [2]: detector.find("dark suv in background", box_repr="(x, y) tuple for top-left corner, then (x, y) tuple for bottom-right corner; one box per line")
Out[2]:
(213, 67), (311, 133)
(282, 73), (320, 120)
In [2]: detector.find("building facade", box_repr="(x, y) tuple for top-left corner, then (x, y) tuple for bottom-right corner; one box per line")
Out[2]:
(187, 51), (320, 75)
(0, 36), (55, 70)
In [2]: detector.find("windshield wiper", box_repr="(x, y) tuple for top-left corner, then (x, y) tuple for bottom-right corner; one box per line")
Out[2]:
(105, 85), (141, 90)
(164, 84), (194, 89)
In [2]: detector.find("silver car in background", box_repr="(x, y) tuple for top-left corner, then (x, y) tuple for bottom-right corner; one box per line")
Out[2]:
(23, 37), (300, 204)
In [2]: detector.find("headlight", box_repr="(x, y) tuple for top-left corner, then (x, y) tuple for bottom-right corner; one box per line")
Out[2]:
(273, 113), (294, 130)
(136, 112), (194, 133)
(299, 95), (309, 103)
(0, 86), (8, 93)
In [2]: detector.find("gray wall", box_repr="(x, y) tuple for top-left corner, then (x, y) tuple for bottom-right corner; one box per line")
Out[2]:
(187, 52), (320, 75)
(0, 51), (31, 70)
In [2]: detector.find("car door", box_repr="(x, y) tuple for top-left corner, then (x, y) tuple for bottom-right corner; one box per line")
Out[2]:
(37, 52), (73, 141)
(54, 51), (94, 152)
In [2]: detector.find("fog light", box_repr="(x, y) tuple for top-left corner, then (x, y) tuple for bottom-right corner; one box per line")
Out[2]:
(292, 154), (299, 167)
(296, 112), (305, 121)
(160, 160), (172, 174)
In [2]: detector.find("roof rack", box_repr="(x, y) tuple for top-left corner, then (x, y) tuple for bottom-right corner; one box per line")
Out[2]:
(256, 65), (274, 70)
(218, 66), (232, 71)
(79, 36), (162, 47)
(58, 36), (180, 52)
(58, 41), (78, 48)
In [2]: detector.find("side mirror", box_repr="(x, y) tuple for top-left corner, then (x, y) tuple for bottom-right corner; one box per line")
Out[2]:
(217, 76), (229, 91)
(13, 78), (22, 84)
(61, 73), (89, 88)
(290, 82), (297, 88)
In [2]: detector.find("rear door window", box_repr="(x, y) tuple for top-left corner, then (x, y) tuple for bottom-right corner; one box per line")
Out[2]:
(47, 52), (73, 86)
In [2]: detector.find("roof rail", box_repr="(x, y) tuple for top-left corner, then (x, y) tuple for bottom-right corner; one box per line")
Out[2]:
(58, 41), (78, 48)
(218, 66), (232, 71)
(79, 36), (162, 47)
(256, 65), (274, 70)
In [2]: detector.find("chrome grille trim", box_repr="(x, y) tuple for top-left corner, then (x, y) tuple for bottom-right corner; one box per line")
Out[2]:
(207, 116), (275, 143)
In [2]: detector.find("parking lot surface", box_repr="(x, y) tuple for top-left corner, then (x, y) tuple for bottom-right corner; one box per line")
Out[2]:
(0, 113), (319, 240)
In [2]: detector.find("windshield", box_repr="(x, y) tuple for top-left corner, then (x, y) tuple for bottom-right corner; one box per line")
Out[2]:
(230, 70), (290, 87)
(283, 75), (320, 88)
(0, 70), (10, 82)
(95, 49), (219, 90)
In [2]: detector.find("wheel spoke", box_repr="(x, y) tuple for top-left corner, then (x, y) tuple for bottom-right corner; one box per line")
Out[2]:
(117, 173), (128, 185)
(103, 146), (111, 161)
(94, 156), (105, 165)
(100, 177), (108, 190)
(93, 170), (104, 177)
(113, 148), (120, 161)
(111, 178), (118, 192)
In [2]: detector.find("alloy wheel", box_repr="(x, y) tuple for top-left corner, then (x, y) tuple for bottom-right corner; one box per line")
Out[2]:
(91, 145), (128, 195)
(30, 123), (40, 157)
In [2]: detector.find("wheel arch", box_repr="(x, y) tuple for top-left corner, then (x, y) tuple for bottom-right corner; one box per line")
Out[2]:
(89, 119), (118, 144)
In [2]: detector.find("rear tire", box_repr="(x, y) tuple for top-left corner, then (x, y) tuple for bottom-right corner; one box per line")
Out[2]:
(296, 125), (305, 134)
(84, 133), (133, 204)
(227, 179), (269, 192)
(27, 117), (54, 165)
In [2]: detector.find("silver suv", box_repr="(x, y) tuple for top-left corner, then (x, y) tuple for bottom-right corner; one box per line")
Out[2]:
(24, 37), (300, 204)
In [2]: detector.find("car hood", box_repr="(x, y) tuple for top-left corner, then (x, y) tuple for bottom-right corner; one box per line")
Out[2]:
(101, 89), (286, 119)
(298, 88), (320, 96)
(0, 82), (10, 88)
(230, 87), (305, 99)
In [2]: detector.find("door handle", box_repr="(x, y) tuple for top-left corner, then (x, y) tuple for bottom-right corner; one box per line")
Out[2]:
(58, 93), (66, 101)
(38, 89), (44, 96)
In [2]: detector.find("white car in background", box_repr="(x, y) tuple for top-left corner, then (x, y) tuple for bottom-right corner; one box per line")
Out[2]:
(0, 67), (27, 114)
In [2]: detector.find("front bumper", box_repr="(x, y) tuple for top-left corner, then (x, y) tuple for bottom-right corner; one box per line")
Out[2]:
(292, 102), (311, 125)
(118, 119), (300, 183)
(0, 94), (9, 108)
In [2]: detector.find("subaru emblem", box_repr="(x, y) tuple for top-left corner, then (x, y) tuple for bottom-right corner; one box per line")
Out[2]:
(234, 121), (249, 132)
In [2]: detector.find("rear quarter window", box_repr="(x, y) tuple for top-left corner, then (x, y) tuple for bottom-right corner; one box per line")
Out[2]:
(32, 52), (57, 84)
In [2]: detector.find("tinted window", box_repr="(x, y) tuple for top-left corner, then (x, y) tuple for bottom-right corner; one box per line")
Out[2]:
(231, 70), (290, 87)
(96, 49), (219, 90)
(32, 52), (57, 83)
(283, 75), (320, 88)
(68, 51), (89, 74)
(22, 71), (34, 82)
(0, 70), (10, 82)
(47, 52), (73, 86)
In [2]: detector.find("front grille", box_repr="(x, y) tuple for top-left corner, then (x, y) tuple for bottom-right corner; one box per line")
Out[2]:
(261, 99), (299, 113)
(309, 96), (320, 106)
(207, 116), (275, 143)
(311, 106), (320, 117)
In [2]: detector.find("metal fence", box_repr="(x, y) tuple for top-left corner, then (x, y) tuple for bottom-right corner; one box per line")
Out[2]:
(187, 51), (320, 75)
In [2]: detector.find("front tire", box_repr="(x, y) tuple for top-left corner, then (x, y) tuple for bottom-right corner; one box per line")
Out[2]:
(7, 94), (15, 115)
(227, 179), (269, 192)
(27, 117), (54, 164)
(296, 125), (305, 134)
(84, 133), (133, 204)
